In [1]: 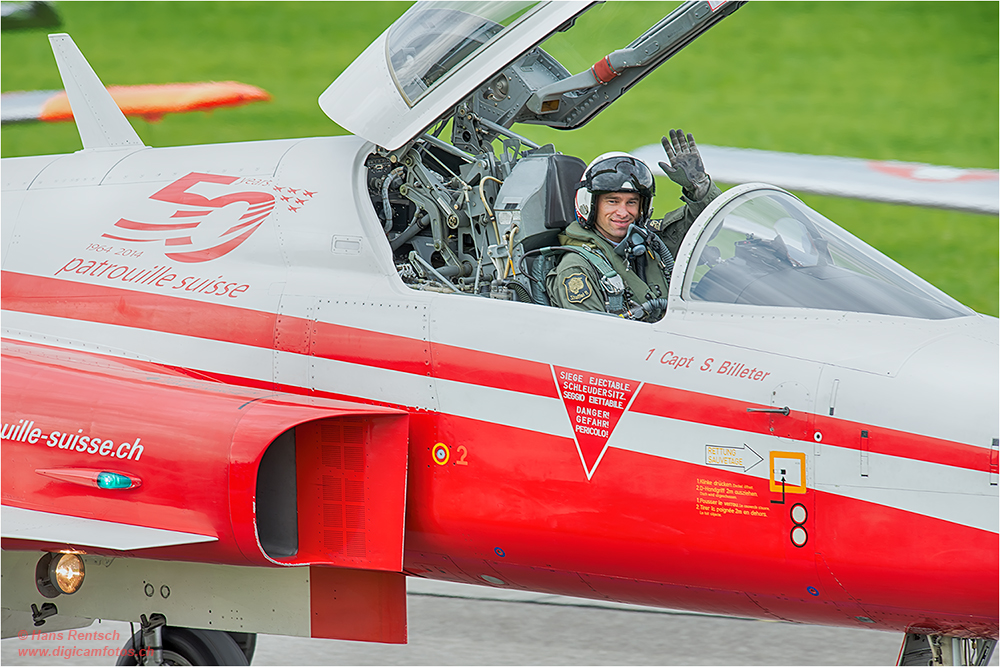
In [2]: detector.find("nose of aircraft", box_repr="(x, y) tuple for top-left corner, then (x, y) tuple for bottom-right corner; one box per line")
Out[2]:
(893, 315), (998, 449)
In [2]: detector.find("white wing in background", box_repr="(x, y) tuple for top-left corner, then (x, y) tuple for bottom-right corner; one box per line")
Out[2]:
(633, 143), (999, 215)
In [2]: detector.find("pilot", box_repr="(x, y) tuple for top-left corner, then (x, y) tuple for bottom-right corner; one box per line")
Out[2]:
(544, 129), (721, 321)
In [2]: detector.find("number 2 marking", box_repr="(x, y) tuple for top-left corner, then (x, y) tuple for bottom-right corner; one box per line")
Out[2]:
(456, 445), (469, 465)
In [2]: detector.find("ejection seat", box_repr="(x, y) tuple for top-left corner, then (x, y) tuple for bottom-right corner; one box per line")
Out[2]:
(491, 149), (585, 304)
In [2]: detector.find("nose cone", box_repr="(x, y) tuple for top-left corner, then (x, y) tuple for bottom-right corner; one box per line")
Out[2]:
(823, 315), (998, 631)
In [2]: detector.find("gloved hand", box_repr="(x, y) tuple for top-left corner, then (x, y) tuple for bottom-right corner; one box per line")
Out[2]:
(658, 129), (711, 200)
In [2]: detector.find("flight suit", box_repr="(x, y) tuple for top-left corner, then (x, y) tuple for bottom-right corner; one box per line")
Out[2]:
(545, 184), (721, 320)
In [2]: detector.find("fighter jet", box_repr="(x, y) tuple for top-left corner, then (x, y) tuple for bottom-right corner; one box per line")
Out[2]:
(2, 2), (995, 665)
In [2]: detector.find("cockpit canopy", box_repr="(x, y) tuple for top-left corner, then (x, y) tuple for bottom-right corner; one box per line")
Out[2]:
(387, 3), (541, 107)
(321, 1), (742, 151)
(320, 1), (587, 150)
(682, 186), (972, 319)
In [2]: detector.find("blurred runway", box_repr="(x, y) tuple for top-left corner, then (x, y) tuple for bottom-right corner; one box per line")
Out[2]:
(4, 579), (995, 665)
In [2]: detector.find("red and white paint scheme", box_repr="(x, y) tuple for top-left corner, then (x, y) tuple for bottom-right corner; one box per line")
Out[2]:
(2, 2), (996, 665)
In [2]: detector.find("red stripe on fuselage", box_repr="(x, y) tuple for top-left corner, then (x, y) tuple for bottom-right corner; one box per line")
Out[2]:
(430, 342), (558, 398)
(2, 271), (555, 398)
(1, 271), (988, 473)
(631, 383), (989, 473)
(2, 270), (276, 348)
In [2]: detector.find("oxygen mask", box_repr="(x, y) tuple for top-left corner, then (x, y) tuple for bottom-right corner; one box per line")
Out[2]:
(613, 223), (650, 258)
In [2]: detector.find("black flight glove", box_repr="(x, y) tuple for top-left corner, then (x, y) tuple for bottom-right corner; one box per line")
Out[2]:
(658, 128), (712, 201)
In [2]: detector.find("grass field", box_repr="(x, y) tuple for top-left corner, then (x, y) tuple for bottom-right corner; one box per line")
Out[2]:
(2, 1), (997, 314)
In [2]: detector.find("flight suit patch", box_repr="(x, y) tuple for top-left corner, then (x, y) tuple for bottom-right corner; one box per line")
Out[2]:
(563, 272), (593, 304)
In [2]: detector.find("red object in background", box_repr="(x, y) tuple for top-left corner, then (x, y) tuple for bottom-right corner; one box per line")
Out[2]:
(1, 81), (271, 124)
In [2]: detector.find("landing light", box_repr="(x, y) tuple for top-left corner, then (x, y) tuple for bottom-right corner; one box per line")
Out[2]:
(35, 553), (86, 598)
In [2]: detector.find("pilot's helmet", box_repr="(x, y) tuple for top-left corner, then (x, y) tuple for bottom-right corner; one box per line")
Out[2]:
(575, 152), (655, 228)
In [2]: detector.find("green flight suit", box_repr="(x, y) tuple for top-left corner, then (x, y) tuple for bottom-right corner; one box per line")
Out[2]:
(545, 184), (721, 320)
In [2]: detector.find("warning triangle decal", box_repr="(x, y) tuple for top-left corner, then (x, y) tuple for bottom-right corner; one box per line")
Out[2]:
(553, 365), (641, 479)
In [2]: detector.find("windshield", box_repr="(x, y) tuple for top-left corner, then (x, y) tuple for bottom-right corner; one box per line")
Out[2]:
(387, 1), (542, 107)
(683, 189), (973, 319)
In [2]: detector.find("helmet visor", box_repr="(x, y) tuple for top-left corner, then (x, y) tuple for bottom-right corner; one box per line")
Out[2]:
(584, 156), (654, 194)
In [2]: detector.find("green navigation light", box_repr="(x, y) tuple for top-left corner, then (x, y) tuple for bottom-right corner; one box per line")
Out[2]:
(96, 472), (132, 489)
